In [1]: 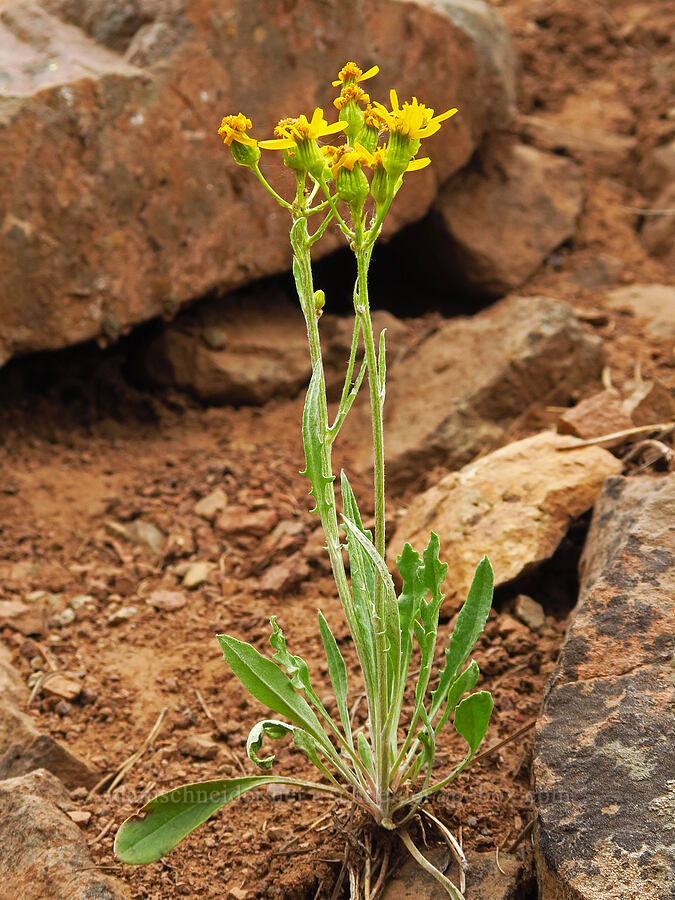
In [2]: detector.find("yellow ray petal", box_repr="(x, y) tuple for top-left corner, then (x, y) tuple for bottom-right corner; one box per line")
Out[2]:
(322, 120), (349, 136)
(434, 107), (459, 124)
(360, 65), (379, 81)
(258, 137), (296, 150)
(406, 156), (431, 171)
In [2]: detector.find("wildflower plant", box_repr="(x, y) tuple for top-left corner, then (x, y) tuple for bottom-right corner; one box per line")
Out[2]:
(115, 63), (494, 899)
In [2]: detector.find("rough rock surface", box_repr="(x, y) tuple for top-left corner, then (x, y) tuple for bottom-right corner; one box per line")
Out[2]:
(641, 183), (675, 271)
(142, 283), (408, 404)
(353, 295), (604, 485)
(534, 474), (675, 900)
(387, 431), (622, 605)
(606, 284), (675, 339)
(0, 0), (515, 366)
(520, 82), (637, 176)
(0, 768), (130, 899)
(557, 389), (634, 439)
(638, 138), (675, 198)
(0, 660), (98, 789)
(382, 847), (534, 899)
(426, 135), (584, 295)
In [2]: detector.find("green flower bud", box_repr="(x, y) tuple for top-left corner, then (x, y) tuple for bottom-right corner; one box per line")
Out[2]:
(383, 131), (420, 182)
(230, 140), (261, 168)
(370, 164), (389, 206)
(357, 123), (380, 154)
(338, 101), (365, 145)
(294, 138), (328, 180)
(336, 163), (369, 206)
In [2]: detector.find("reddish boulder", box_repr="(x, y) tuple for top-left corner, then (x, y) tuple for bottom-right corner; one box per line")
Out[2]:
(0, 768), (130, 899)
(0, 0), (515, 366)
(427, 135), (584, 295)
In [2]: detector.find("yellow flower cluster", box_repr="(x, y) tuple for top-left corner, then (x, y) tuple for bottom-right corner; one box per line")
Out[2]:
(218, 61), (458, 204)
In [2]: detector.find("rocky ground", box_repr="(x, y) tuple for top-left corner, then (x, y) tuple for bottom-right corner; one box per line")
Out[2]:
(0, 0), (674, 899)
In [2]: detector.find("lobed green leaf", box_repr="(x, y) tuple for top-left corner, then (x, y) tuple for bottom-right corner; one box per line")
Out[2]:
(300, 366), (334, 518)
(246, 719), (294, 770)
(218, 634), (326, 744)
(432, 556), (493, 718)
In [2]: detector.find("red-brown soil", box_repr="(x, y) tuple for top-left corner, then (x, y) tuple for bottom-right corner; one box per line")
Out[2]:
(1, 0), (673, 897)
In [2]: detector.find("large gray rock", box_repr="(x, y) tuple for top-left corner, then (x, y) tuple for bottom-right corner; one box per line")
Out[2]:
(534, 475), (675, 900)
(0, 768), (130, 899)
(0, 0), (515, 367)
(352, 294), (605, 485)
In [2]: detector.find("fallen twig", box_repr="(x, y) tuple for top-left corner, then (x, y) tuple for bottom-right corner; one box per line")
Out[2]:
(472, 718), (536, 765)
(90, 706), (168, 796)
(89, 818), (115, 848)
(505, 817), (535, 853)
(556, 422), (675, 450)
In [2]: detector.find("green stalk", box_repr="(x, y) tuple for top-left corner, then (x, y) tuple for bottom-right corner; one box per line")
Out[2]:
(290, 217), (380, 769)
(354, 224), (390, 821)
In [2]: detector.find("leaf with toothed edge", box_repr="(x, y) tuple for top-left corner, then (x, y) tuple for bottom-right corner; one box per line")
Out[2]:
(300, 366), (334, 518)
(432, 556), (493, 718)
(246, 719), (295, 770)
(218, 634), (326, 745)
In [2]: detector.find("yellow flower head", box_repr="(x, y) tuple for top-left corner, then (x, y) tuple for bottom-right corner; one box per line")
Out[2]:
(373, 90), (457, 141)
(320, 144), (340, 169)
(370, 144), (431, 174)
(217, 113), (258, 147)
(363, 104), (388, 131)
(330, 143), (374, 180)
(259, 108), (347, 150)
(332, 61), (379, 88)
(334, 84), (371, 111)
(258, 108), (347, 178)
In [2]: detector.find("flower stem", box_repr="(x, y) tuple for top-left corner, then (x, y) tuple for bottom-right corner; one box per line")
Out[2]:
(354, 225), (390, 820)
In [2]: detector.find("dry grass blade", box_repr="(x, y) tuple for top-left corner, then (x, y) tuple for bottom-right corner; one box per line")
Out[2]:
(89, 818), (115, 848)
(422, 809), (467, 895)
(27, 669), (82, 707)
(622, 439), (674, 469)
(556, 422), (675, 450)
(194, 688), (246, 774)
(89, 706), (168, 796)
(472, 718), (536, 765)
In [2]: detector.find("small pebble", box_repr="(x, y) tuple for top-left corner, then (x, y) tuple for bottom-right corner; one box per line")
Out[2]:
(107, 605), (138, 625)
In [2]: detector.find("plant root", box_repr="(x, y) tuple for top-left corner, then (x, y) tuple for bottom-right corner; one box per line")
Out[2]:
(399, 828), (465, 900)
